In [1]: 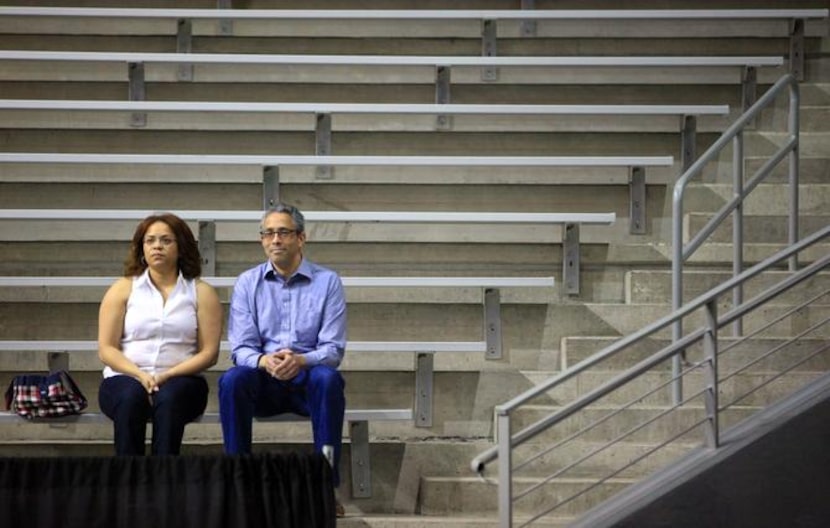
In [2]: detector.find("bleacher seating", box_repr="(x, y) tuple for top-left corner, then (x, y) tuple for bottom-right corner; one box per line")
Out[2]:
(0, 3), (827, 524)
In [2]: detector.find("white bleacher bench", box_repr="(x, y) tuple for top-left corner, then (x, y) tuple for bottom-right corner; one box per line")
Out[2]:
(0, 153), (672, 168)
(0, 152), (657, 236)
(0, 50), (787, 68)
(0, 205), (601, 295)
(0, 275), (554, 363)
(0, 50), (784, 87)
(0, 50), (787, 99)
(0, 8), (824, 78)
(0, 99), (719, 176)
(0, 99), (730, 117)
(0, 338), (487, 429)
(0, 98), (730, 136)
(1, 7), (825, 22)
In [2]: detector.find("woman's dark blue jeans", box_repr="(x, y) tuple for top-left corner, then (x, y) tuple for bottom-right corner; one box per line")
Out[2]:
(99, 374), (208, 456)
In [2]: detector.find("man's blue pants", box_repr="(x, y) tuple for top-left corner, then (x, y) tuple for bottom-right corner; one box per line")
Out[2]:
(218, 365), (346, 486)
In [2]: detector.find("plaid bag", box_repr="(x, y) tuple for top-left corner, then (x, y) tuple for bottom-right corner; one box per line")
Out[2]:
(4, 370), (88, 419)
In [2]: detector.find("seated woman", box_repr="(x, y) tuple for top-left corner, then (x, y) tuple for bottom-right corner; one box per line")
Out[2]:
(97, 213), (222, 455)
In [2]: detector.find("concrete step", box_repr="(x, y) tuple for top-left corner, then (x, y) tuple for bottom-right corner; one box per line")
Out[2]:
(337, 515), (569, 527)
(799, 82), (830, 106)
(757, 131), (830, 158)
(0, 240), (686, 305)
(420, 475), (632, 518)
(0, 159), (679, 185)
(0, 107), (731, 134)
(0, 178), (666, 248)
(0, 300), (554, 346)
(561, 336), (830, 372)
(681, 183), (830, 216)
(0, 127), (697, 156)
(511, 404), (758, 444)
(1, 296), (825, 357)
(0, 416), (423, 445)
(0, 57), (791, 85)
(680, 241), (830, 267)
(0, 78), (748, 105)
(0, 280), (557, 304)
(563, 302), (830, 339)
(626, 270), (830, 305)
(686, 213), (829, 244)
(521, 368), (825, 408)
(732, 156), (829, 184)
(758, 82), (830, 130)
(765, 105), (829, 132)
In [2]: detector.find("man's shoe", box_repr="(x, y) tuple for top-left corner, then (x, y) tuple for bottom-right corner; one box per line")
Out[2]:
(335, 500), (345, 518)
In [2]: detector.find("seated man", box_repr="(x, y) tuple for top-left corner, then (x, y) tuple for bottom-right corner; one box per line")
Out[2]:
(219, 203), (347, 513)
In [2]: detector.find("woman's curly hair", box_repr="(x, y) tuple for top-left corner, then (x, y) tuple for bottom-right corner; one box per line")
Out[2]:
(123, 213), (202, 279)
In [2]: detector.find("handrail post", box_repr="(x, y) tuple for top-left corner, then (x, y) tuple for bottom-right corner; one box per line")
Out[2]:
(703, 299), (719, 449)
(671, 187), (684, 405)
(732, 132), (744, 337)
(496, 409), (513, 527)
(788, 80), (800, 271)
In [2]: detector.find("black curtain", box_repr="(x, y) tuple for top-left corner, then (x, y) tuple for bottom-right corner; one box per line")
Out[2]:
(0, 452), (336, 528)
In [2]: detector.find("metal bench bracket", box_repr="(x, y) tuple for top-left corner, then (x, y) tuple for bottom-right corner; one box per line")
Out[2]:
(176, 18), (194, 82)
(789, 18), (805, 81)
(629, 166), (646, 235)
(263, 165), (280, 209)
(415, 352), (434, 427)
(681, 114), (697, 172)
(434, 65), (451, 130)
(520, 0), (537, 37)
(216, 0), (233, 36)
(47, 351), (69, 373)
(481, 19), (498, 81)
(198, 221), (216, 276)
(315, 113), (333, 179)
(128, 62), (146, 127)
(562, 223), (580, 296)
(484, 288), (502, 360)
(741, 66), (757, 116)
(349, 420), (372, 498)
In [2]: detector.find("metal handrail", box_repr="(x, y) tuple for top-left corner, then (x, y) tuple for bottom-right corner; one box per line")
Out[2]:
(671, 73), (800, 403)
(471, 223), (830, 525)
(471, 224), (829, 470)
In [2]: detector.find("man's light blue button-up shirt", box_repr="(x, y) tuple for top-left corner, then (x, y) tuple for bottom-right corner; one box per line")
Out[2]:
(228, 258), (347, 369)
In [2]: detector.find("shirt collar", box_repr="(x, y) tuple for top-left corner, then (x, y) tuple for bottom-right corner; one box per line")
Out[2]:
(263, 257), (313, 282)
(136, 268), (185, 290)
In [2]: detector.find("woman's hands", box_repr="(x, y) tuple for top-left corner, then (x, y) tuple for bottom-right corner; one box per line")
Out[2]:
(135, 370), (172, 394)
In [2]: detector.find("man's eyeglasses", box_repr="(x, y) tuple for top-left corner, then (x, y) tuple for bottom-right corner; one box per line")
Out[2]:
(259, 228), (298, 240)
(143, 236), (176, 246)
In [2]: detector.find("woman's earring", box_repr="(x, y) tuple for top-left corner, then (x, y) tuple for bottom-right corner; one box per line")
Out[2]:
(140, 255), (146, 266)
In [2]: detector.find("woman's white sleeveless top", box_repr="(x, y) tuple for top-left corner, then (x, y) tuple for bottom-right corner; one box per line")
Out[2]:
(103, 270), (198, 378)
